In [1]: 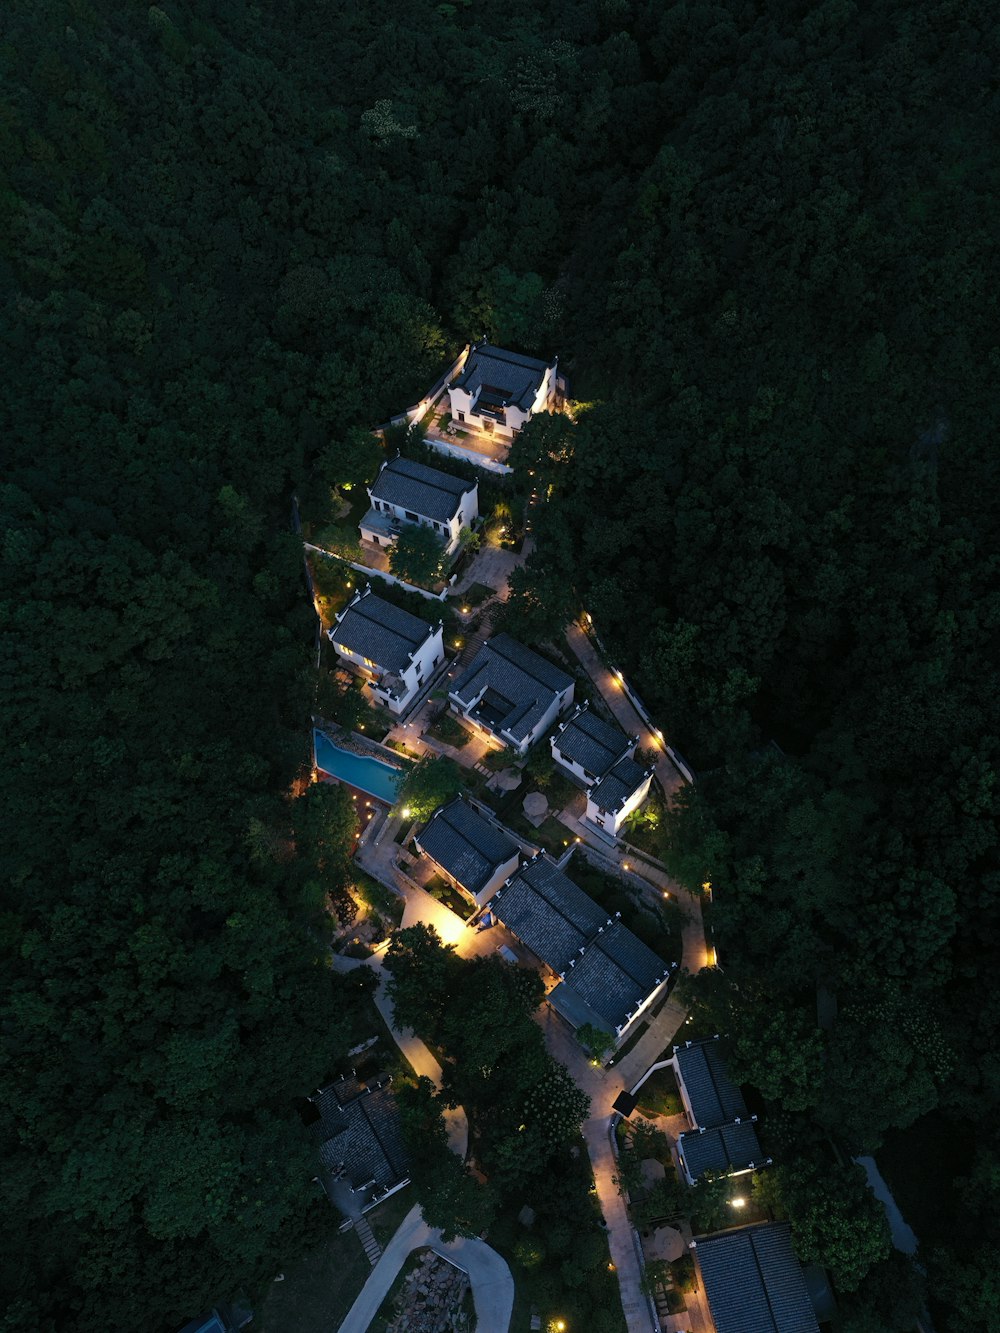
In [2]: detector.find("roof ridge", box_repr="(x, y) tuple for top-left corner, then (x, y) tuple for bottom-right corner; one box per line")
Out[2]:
(475, 345), (550, 371)
(747, 1228), (782, 1333)
(488, 635), (567, 692)
(350, 597), (427, 645)
(388, 457), (469, 494)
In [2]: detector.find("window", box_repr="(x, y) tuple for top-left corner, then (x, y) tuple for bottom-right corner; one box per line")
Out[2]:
(363, 657), (375, 669)
(337, 643), (350, 655)
(458, 411), (465, 422)
(405, 510), (419, 522)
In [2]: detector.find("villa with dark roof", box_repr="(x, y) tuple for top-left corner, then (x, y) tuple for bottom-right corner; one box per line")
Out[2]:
(360, 455), (478, 556)
(670, 1037), (770, 1184)
(448, 633), (574, 755)
(677, 1118), (767, 1186)
(693, 1222), (819, 1333)
(414, 796), (520, 906)
(448, 340), (558, 440)
(551, 702), (655, 837)
(311, 1074), (410, 1214)
(328, 585), (445, 715)
(491, 852), (674, 1043)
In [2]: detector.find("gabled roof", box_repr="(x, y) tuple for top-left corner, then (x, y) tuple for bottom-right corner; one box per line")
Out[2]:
(416, 797), (519, 896)
(562, 920), (669, 1030)
(590, 754), (651, 815)
(313, 1077), (408, 1192)
(369, 456), (474, 524)
(695, 1223), (819, 1333)
(453, 340), (553, 411)
(492, 856), (608, 974)
(553, 703), (632, 778)
(329, 587), (438, 673)
(674, 1038), (748, 1129)
(678, 1119), (764, 1181)
(450, 634), (573, 745)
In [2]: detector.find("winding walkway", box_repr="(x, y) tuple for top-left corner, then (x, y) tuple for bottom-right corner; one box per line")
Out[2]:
(565, 621), (686, 798)
(339, 1202), (514, 1333)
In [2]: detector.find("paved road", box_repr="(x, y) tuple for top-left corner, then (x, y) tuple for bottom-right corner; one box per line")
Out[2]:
(565, 621), (686, 799)
(533, 1007), (658, 1333)
(339, 1202), (515, 1333)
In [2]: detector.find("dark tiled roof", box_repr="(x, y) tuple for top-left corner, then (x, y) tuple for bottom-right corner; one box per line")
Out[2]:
(416, 797), (519, 896)
(678, 1120), (764, 1180)
(590, 754), (650, 815)
(330, 588), (437, 673)
(453, 341), (552, 411)
(370, 456), (473, 523)
(674, 1039), (748, 1129)
(696, 1223), (819, 1333)
(450, 634), (572, 745)
(553, 703), (631, 778)
(314, 1079), (408, 1192)
(492, 857), (608, 974)
(563, 920), (669, 1030)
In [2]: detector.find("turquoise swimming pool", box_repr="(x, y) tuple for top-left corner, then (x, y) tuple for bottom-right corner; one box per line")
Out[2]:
(313, 731), (405, 804)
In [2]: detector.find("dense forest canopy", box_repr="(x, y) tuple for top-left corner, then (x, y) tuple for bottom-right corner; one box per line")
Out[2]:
(1, 0), (998, 1328)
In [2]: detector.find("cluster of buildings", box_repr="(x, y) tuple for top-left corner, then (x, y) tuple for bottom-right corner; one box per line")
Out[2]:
(621, 1037), (820, 1333)
(326, 593), (654, 839)
(417, 797), (676, 1045)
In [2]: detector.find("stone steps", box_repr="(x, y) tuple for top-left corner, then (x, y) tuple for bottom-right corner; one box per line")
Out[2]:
(354, 1214), (382, 1266)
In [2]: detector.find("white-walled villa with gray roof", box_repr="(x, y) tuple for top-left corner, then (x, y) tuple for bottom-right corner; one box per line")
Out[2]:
(448, 633), (574, 755)
(448, 340), (558, 440)
(551, 701), (655, 837)
(490, 851), (675, 1044)
(359, 455), (478, 556)
(414, 796), (520, 907)
(327, 585), (444, 715)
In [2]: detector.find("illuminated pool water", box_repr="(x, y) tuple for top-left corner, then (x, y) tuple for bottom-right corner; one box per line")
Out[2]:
(313, 731), (405, 804)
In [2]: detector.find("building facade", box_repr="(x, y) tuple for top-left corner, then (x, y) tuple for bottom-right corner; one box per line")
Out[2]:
(448, 341), (558, 441)
(328, 585), (444, 715)
(360, 455), (478, 556)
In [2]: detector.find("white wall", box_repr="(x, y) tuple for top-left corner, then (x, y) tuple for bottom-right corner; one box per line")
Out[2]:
(587, 771), (653, 837)
(447, 355), (557, 439)
(551, 737), (600, 784)
(502, 684), (574, 755)
(366, 478), (479, 556)
(329, 619), (444, 715)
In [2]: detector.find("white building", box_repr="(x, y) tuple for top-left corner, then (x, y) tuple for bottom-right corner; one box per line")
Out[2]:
(551, 703), (654, 837)
(327, 585), (444, 715)
(448, 633), (574, 756)
(447, 341), (558, 441)
(414, 796), (520, 908)
(359, 456), (478, 556)
(669, 1038), (769, 1186)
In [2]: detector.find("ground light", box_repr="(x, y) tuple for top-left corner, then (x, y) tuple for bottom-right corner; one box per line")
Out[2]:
(729, 1197), (747, 1208)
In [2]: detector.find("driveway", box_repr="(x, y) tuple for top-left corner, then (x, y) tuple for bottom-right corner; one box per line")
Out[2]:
(533, 1006), (659, 1333)
(339, 1202), (515, 1333)
(565, 622), (686, 799)
(450, 544), (524, 600)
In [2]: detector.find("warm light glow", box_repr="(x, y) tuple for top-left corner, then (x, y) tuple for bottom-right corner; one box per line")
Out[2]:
(730, 1197), (747, 1208)
(607, 1261), (615, 1271)
(623, 861), (630, 871)
(702, 881), (712, 892)
(707, 947), (718, 967)
(462, 606), (470, 614)
(662, 890), (671, 899)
